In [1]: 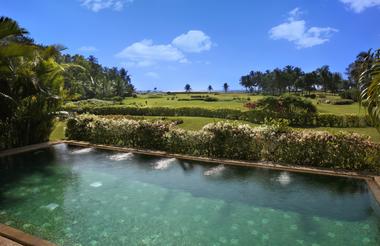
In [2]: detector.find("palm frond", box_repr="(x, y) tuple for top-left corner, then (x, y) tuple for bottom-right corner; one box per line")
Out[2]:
(0, 43), (37, 58)
(0, 17), (28, 40)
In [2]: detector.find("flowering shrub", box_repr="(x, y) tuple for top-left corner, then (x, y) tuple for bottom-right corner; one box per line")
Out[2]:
(244, 102), (257, 109)
(202, 122), (263, 160)
(261, 130), (380, 171)
(63, 105), (373, 127)
(66, 114), (172, 150)
(66, 115), (380, 173)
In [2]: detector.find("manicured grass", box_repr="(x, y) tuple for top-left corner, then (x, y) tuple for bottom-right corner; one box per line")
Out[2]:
(122, 93), (262, 110)
(313, 101), (365, 115)
(49, 120), (66, 140)
(121, 93), (365, 115)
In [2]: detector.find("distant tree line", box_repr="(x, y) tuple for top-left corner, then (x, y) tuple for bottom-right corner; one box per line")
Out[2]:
(59, 54), (135, 100)
(239, 65), (352, 95)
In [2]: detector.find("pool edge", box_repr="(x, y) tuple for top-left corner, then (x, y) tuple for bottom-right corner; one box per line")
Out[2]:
(0, 224), (56, 246)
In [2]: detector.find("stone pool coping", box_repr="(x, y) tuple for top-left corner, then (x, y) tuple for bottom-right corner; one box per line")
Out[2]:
(0, 140), (380, 245)
(0, 224), (55, 246)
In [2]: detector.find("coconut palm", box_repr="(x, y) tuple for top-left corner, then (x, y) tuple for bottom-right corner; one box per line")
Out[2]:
(359, 49), (380, 129)
(0, 17), (38, 104)
(0, 17), (75, 148)
(223, 83), (229, 93)
(184, 84), (191, 93)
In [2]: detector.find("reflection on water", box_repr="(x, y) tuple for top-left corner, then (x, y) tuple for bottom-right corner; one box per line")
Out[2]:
(204, 164), (225, 176)
(153, 158), (176, 170)
(71, 147), (93, 154)
(0, 144), (379, 246)
(109, 153), (133, 161)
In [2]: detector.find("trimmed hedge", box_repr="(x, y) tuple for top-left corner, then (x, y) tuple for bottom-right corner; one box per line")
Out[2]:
(66, 115), (380, 173)
(330, 99), (355, 105)
(62, 105), (373, 128)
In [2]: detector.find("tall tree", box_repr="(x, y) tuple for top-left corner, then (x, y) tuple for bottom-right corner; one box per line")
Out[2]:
(223, 82), (229, 93)
(317, 65), (332, 93)
(347, 50), (373, 88)
(207, 85), (213, 92)
(329, 72), (343, 93)
(0, 17), (69, 148)
(184, 84), (191, 93)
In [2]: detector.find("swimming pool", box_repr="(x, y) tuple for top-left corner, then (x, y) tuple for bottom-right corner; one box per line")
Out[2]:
(0, 144), (379, 245)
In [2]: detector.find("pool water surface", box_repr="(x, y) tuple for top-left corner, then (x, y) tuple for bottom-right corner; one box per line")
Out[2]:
(0, 144), (379, 245)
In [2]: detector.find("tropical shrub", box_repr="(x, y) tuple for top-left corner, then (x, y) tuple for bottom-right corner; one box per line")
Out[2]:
(254, 95), (317, 115)
(0, 17), (69, 150)
(203, 96), (219, 102)
(304, 94), (317, 99)
(66, 115), (380, 173)
(63, 105), (373, 127)
(329, 99), (354, 105)
(340, 88), (360, 102)
(261, 130), (380, 171)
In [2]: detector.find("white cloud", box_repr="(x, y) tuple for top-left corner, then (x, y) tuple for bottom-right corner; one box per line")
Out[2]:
(78, 46), (98, 52)
(80, 0), (133, 12)
(145, 72), (159, 79)
(269, 8), (338, 49)
(172, 30), (213, 53)
(287, 7), (303, 21)
(116, 39), (187, 67)
(117, 30), (213, 67)
(340, 0), (380, 13)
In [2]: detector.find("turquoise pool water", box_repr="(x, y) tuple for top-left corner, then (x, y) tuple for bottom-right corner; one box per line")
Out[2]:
(0, 144), (379, 245)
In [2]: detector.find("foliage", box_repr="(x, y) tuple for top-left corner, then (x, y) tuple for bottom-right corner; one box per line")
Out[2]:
(339, 88), (360, 102)
(60, 54), (135, 100)
(261, 129), (379, 171)
(63, 104), (373, 128)
(0, 17), (66, 150)
(240, 65), (345, 95)
(223, 83), (229, 93)
(359, 49), (380, 129)
(329, 99), (354, 105)
(64, 99), (117, 108)
(203, 96), (219, 102)
(304, 94), (316, 99)
(255, 95), (317, 114)
(66, 115), (380, 173)
(184, 84), (191, 92)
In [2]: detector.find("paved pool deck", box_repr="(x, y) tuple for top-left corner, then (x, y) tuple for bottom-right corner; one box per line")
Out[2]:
(0, 140), (379, 245)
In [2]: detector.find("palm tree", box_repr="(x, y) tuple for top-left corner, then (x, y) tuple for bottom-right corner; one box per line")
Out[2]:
(316, 65), (332, 93)
(223, 83), (229, 93)
(207, 85), (213, 93)
(347, 50), (373, 87)
(0, 17), (37, 105)
(0, 17), (76, 148)
(184, 84), (191, 93)
(359, 49), (380, 129)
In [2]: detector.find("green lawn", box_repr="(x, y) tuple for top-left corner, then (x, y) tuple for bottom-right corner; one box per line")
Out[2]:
(58, 93), (377, 142)
(49, 120), (66, 141)
(120, 93), (365, 115)
(122, 93), (262, 110)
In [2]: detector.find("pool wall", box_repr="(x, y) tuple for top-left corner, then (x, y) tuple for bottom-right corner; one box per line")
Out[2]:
(1, 140), (380, 245)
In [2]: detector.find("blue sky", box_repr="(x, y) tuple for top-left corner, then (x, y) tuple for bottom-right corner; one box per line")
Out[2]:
(2, 0), (380, 91)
